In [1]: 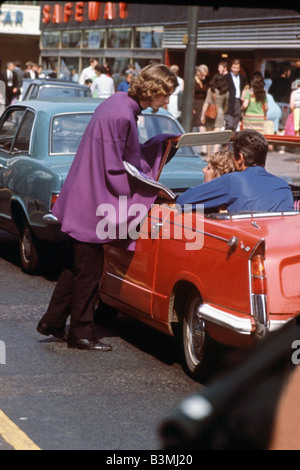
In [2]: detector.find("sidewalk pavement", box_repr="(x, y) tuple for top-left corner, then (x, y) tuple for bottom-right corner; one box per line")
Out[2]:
(198, 147), (300, 187)
(266, 149), (300, 187)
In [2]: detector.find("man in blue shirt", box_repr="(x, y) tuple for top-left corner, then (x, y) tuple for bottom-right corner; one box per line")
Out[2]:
(177, 130), (294, 213)
(117, 71), (133, 92)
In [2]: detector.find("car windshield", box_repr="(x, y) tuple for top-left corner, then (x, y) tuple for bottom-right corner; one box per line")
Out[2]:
(138, 114), (197, 157)
(50, 111), (198, 158)
(50, 109), (204, 192)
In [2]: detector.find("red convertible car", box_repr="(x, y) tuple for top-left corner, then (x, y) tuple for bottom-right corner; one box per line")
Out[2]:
(98, 132), (300, 379)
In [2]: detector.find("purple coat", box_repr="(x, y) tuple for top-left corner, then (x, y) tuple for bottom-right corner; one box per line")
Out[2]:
(52, 92), (176, 248)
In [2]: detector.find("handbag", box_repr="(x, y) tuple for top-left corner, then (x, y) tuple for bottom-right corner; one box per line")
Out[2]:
(205, 92), (218, 120)
(284, 113), (295, 136)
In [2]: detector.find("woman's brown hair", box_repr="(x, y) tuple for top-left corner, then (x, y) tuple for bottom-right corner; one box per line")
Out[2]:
(209, 150), (235, 178)
(128, 64), (178, 102)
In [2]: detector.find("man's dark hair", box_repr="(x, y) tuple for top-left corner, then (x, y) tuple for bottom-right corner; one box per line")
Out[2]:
(209, 73), (228, 95)
(233, 130), (268, 167)
(95, 64), (107, 74)
(231, 59), (241, 67)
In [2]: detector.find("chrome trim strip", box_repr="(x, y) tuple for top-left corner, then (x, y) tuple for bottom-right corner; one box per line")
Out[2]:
(198, 303), (253, 335)
(150, 214), (230, 244)
(249, 238), (265, 260)
(251, 293), (269, 339)
(248, 252), (269, 338)
(206, 211), (298, 220)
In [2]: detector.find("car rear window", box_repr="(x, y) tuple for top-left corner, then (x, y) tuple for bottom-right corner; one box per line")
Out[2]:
(51, 113), (93, 154)
(39, 86), (91, 99)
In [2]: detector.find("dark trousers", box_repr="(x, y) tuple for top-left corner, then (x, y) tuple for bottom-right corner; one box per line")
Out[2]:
(225, 98), (242, 132)
(41, 239), (103, 340)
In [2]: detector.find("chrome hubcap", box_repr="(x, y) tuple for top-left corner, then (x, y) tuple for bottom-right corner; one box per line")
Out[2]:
(187, 299), (205, 366)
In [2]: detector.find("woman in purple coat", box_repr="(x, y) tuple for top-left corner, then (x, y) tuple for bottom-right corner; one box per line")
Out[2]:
(37, 64), (178, 351)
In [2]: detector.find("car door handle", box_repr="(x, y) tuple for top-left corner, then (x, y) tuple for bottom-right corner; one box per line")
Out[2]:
(152, 222), (163, 230)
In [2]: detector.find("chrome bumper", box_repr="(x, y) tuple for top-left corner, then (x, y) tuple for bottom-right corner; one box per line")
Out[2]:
(198, 303), (253, 335)
(198, 303), (291, 337)
(43, 213), (60, 225)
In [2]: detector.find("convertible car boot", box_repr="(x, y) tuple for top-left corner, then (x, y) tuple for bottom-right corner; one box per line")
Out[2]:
(36, 321), (67, 342)
(67, 338), (112, 351)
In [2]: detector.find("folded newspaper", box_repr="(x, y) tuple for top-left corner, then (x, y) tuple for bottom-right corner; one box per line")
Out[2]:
(124, 160), (176, 200)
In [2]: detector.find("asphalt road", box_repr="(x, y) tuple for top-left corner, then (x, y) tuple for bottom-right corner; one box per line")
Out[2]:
(1, 147), (298, 451)
(0, 230), (204, 451)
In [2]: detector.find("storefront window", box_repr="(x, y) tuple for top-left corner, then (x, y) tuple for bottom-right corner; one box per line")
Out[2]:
(107, 28), (132, 48)
(62, 30), (82, 49)
(105, 58), (130, 76)
(135, 27), (163, 48)
(60, 58), (80, 81)
(83, 30), (105, 49)
(41, 31), (61, 49)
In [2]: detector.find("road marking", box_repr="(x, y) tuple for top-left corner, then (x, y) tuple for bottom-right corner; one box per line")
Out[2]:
(0, 410), (40, 450)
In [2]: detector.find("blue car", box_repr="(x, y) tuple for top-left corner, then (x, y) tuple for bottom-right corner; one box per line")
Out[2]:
(0, 98), (206, 273)
(21, 78), (92, 100)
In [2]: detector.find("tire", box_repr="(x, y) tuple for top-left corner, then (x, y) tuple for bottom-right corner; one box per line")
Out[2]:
(19, 223), (40, 274)
(182, 290), (212, 380)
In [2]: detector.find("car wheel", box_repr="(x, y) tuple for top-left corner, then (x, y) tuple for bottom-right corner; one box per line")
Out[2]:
(183, 291), (206, 377)
(183, 290), (218, 380)
(19, 223), (39, 274)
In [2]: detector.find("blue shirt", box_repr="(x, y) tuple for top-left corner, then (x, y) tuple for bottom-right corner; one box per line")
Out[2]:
(117, 80), (130, 92)
(176, 166), (294, 213)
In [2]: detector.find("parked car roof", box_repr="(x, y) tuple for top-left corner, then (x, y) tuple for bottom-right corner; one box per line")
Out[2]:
(21, 79), (92, 100)
(19, 97), (102, 112)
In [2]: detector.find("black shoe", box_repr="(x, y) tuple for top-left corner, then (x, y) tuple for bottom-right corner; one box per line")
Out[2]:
(67, 338), (112, 351)
(37, 321), (67, 342)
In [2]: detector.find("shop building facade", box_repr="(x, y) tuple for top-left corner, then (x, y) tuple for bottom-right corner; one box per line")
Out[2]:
(0, 2), (41, 71)
(39, 2), (300, 81)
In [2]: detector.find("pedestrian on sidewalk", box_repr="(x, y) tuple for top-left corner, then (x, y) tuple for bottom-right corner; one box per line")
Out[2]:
(224, 59), (247, 132)
(289, 79), (300, 136)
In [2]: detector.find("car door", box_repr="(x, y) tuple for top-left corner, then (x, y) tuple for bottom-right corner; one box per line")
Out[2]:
(101, 203), (171, 317)
(0, 106), (34, 231)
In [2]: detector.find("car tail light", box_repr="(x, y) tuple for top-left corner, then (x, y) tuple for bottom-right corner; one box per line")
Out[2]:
(50, 193), (59, 210)
(249, 240), (269, 338)
(251, 254), (267, 295)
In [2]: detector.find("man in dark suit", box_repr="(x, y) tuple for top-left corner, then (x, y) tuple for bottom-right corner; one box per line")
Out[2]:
(224, 59), (247, 132)
(0, 62), (19, 107)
